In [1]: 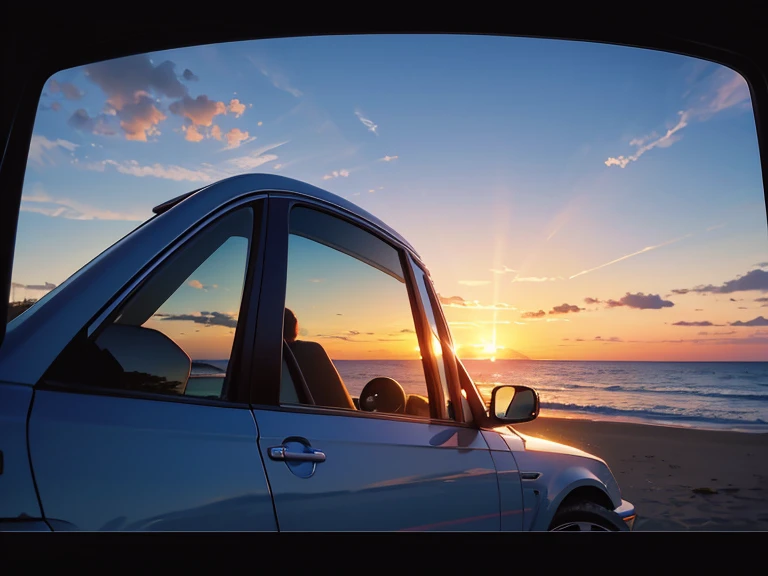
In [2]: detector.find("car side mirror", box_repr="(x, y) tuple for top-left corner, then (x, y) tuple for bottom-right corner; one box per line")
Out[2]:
(94, 324), (191, 395)
(489, 385), (540, 424)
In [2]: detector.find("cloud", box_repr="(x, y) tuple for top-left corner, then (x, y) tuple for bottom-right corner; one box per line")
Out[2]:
(323, 169), (350, 180)
(672, 320), (720, 327)
(183, 69), (199, 81)
(513, 276), (557, 283)
(594, 336), (623, 342)
(755, 297), (768, 303)
(670, 289), (690, 295)
(458, 280), (491, 286)
(20, 188), (146, 221)
(604, 292), (674, 309)
(68, 109), (117, 136)
(83, 54), (195, 140)
(49, 79), (83, 100)
(118, 94), (167, 141)
(605, 69), (750, 168)
(605, 110), (689, 168)
(490, 265), (517, 274)
(549, 303), (582, 314)
(756, 262), (768, 268)
(677, 269), (768, 295)
(379, 155), (398, 162)
(248, 56), (302, 97)
(183, 125), (205, 142)
(730, 316), (768, 327)
(27, 135), (78, 168)
(228, 141), (288, 170)
(188, 279), (217, 291)
(223, 128), (254, 149)
(85, 54), (187, 110)
(96, 159), (212, 182)
(355, 109), (378, 135)
(521, 310), (546, 319)
(228, 99), (246, 118)
(169, 95), (227, 127)
(584, 297), (601, 305)
(157, 311), (237, 328)
(437, 294), (515, 311)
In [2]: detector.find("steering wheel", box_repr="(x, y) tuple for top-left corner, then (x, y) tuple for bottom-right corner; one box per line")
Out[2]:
(359, 377), (407, 414)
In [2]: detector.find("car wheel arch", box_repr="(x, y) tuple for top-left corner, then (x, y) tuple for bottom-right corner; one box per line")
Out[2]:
(529, 472), (614, 531)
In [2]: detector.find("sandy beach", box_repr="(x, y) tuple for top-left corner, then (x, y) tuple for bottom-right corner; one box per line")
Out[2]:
(511, 416), (768, 531)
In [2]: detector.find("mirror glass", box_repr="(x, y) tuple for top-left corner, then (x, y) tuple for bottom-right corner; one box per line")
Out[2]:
(493, 386), (516, 419)
(493, 385), (537, 421)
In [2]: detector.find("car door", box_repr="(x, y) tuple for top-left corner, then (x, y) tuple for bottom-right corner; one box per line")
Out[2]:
(25, 201), (277, 531)
(250, 198), (501, 531)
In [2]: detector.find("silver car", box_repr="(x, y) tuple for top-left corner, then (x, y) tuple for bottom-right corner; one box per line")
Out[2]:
(0, 174), (635, 531)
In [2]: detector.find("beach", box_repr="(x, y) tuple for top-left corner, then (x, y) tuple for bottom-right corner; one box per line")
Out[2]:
(512, 416), (768, 531)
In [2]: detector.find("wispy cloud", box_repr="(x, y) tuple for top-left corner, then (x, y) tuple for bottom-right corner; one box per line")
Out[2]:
(672, 320), (721, 327)
(323, 169), (350, 180)
(512, 276), (558, 283)
(570, 234), (691, 279)
(520, 310), (546, 319)
(21, 187), (147, 221)
(355, 109), (378, 135)
(438, 294), (515, 311)
(605, 69), (750, 168)
(549, 303), (583, 314)
(227, 141), (289, 170)
(27, 135), (78, 168)
(379, 155), (398, 162)
(86, 159), (213, 182)
(490, 265), (517, 274)
(248, 56), (302, 97)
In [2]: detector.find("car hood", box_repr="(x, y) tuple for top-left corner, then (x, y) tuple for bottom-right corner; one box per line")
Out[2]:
(502, 427), (607, 465)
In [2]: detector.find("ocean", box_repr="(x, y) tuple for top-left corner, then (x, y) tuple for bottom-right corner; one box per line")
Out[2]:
(188, 359), (768, 433)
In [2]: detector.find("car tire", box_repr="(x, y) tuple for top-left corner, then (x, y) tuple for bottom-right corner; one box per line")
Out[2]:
(548, 501), (629, 531)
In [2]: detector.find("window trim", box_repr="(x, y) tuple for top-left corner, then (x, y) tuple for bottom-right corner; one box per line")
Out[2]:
(251, 195), (460, 424)
(37, 196), (267, 407)
(407, 256), (466, 423)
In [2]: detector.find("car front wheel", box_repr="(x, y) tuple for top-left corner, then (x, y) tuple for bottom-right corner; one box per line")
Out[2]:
(548, 501), (629, 531)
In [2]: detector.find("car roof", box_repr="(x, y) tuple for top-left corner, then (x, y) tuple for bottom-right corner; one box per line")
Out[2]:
(156, 173), (420, 257)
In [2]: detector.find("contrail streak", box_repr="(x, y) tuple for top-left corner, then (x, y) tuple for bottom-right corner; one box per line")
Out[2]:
(569, 234), (692, 280)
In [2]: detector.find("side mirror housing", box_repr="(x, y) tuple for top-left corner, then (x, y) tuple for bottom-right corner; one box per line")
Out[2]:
(95, 324), (191, 395)
(489, 385), (540, 424)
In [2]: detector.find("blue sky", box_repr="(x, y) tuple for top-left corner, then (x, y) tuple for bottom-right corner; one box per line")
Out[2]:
(13, 34), (768, 360)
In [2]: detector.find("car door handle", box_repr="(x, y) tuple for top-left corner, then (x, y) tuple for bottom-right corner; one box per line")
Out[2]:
(268, 446), (326, 463)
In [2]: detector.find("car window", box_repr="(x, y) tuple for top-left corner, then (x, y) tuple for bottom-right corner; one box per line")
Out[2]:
(44, 207), (254, 401)
(281, 206), (452, 420)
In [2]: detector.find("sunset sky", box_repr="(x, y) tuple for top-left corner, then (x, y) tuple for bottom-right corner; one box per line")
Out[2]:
(12, 34), (768, 361)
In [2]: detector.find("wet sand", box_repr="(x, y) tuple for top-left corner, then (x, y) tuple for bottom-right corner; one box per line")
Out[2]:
(511, 416), (768, 531)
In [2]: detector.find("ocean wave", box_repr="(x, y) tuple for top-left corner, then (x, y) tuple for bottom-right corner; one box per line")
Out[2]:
(530, 382), (768, 402)
(541, 401), (767, 426)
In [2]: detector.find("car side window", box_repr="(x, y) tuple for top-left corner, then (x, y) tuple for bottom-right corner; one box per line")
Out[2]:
(281, 206), (453, 421)
(44, 208), (254, 401)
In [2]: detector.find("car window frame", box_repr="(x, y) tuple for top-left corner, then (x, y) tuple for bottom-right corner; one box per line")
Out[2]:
(406, 255), (466, 423)
(250, 194), (465, 425)
(37, 196), (268, 408)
